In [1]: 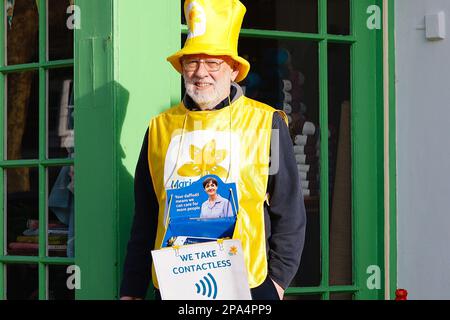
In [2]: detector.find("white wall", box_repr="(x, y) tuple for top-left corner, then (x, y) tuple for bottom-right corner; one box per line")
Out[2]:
(396, 0), (450, 299)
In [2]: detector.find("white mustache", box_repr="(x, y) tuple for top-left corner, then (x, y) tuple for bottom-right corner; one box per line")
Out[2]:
(187, 80), (214, 85)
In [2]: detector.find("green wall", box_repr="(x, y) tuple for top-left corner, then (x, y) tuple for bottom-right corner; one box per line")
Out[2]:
(114, 0), (181, 299)
(75, 0), (180, 299)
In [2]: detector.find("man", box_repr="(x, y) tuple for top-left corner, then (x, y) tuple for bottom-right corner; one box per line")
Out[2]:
(120, 0), (306, 300)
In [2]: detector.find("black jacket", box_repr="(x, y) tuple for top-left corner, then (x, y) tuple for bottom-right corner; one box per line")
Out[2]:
(120, 85), (306, 298)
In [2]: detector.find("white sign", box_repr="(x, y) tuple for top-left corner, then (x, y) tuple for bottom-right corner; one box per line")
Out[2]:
(152, 239), (252, 300)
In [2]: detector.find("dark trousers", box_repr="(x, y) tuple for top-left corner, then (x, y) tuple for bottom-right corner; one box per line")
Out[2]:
(154, 276), (280, 300)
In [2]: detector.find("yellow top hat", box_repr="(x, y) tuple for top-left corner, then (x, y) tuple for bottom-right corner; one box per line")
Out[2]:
(167, 0), (250, 83)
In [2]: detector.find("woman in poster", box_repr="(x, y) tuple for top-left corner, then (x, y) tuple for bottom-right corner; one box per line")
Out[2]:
(200, 177), (233, 219)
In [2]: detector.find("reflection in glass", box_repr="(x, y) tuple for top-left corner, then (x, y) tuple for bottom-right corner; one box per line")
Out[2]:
(239, 38), (321, 286)
(290, 206), (321, 287)
(181, 0), (318, 34)
(284, 294), (322, 300)
(6, 167), (39, 256)
(328, 44), (352, 286)
(48, 166), (75, 258)
(239, 38), (318, 114)
(330, 292), (353, 300)
(6, 70), (39, 161)
(6, 264), (38, 299)
(6, 0), (39, 65)
(48, 68), (74, 159)
(49, 265), (75, 300)
(48, 0), (74, 61)
(241, 0), (318, 33)
(328, 0), (350, 35)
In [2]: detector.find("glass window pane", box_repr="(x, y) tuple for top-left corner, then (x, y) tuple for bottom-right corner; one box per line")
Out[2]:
(6, 167), (39, 256)
(180, 0), (318, 34)
(328, 0), (350, 35)
(48, 166), (74, 258)
(48, 0), (74, 61)
(6, 264), (38, 299)
(241, 0), (318, 33)
(49, 265), (75, 300)
(6, 0), (39, 65)
(48, 68), (74, 159)
(328, 44), (352, 286)
(291, 205), (321, 286)
(330, 292), (353, 300)
(284, 294), (322, 300)
(239, 38), (318, 110)
(238, 37), (321, 287)
(6, 70), (39, 160)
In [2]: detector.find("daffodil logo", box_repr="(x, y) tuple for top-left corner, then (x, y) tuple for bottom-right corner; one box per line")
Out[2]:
(164, 130), (240, 190)
(177, 139), (228, 178)
(228, 246), (238, 256)
(185, 1), (206, 39)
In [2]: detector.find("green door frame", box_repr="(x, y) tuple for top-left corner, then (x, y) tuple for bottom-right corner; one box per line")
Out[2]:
(74, 0), (116, 299)
(73, 0), (397, 300)
(352, 0), (384, 299)
(351, 0), (397, 299)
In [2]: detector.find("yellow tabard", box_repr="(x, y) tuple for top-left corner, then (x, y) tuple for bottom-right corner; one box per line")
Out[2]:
(148, 95), (284, 289)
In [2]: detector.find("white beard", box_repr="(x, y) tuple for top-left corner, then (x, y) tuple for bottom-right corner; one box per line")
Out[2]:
(184, 77), (231, 110)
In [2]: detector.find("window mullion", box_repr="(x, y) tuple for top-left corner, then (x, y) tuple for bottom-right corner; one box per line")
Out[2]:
(38, 66), (46, 265)
(0, 255), (74, 264)
(318, 0), (330, 300)
(38, 163), (46, 300)
(318, 0), (328, 36)
(38, 165), (46, 258)
(182, 24), (357, 43)
(38, 262), (46, 300)
(0, 0), (5, 301)
(0, 170), (6, 300)
(239, 29), (324, 41)
(39, 1), (48, 162)
(0, 263), (3, 299)
(0, 63), (39, 73)
(41, 59), (74, 68)
(285, 285), (359, 295)
(319, 38), (330, 297)
(39, 67), (47, 161)
(38, 0), (48, 301)
(0, 0), (5, 67)
(39, 0), (47, 64)
(0, 60), (74, 73)
(350, 0), (355, 36)
(0, 161), (4, 300)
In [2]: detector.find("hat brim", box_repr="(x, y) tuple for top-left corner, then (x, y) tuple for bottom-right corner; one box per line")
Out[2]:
(167, 47), (250, 83)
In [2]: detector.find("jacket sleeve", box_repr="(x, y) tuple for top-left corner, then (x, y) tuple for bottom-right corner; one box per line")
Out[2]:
(120, 128), (158, 298)
(266, 112), (307, 289)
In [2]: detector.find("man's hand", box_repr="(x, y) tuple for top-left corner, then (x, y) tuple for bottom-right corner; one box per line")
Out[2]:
(271, 278), (285, 300)
(120, 296), (142, 300)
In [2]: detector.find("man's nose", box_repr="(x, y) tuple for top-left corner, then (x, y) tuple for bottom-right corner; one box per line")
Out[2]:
(193, 61), (209, 78)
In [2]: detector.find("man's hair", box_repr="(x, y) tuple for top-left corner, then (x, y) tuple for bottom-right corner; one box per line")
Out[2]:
(203, 177), (218, 188)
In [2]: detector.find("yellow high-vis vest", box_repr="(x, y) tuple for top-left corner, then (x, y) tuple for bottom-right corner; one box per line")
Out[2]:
(148, 95), (286, 288)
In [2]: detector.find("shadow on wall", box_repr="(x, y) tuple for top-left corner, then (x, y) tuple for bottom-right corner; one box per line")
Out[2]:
(75, 79), (136, 299)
